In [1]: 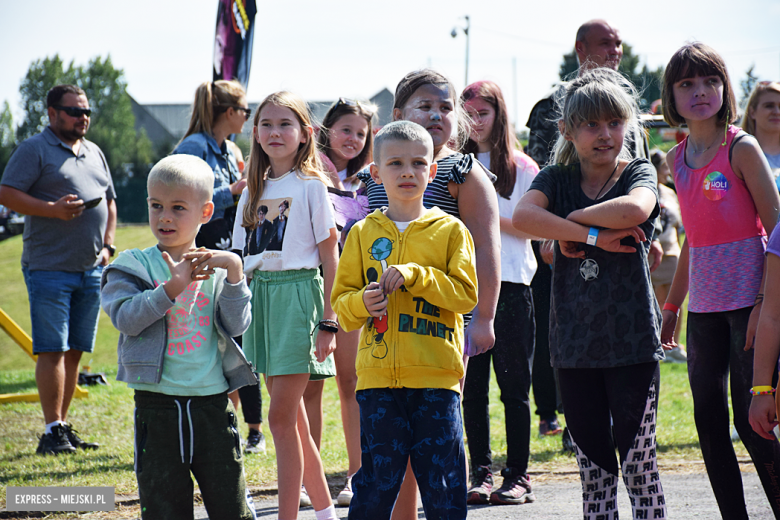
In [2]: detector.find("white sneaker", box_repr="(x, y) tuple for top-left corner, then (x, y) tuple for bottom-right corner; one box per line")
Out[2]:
(300, 485), (312, 508)
(337, 475), (354, 507)
(664, 346), (687, 363)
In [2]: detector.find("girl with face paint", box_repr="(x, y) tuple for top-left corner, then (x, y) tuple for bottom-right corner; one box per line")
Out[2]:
(356, 69), (501, 520)
(661, 43), (780, 518)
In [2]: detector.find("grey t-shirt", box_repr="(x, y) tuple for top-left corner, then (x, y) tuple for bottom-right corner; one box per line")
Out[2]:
(1, 127), (116, 272)
(528, 158), (663, 369)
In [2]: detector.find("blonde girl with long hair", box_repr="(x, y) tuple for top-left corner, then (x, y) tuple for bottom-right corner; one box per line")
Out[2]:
(231, 91), (339, 520)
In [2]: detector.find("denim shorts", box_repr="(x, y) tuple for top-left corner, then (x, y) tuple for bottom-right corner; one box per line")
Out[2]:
(22, 266), (103, 354)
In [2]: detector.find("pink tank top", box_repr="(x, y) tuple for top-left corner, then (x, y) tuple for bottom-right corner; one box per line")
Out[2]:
(674, 125), (764, 248)
(674, 125), (766, 312)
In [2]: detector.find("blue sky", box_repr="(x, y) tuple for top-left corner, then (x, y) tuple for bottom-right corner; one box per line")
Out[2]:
(1, 0), (778, 129)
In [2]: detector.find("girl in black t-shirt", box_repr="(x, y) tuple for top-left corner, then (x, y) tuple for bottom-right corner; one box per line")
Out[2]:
(514, 68), (666, 520)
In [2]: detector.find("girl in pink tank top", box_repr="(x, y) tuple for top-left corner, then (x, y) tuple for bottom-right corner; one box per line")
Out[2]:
(661, 43), (780, 519)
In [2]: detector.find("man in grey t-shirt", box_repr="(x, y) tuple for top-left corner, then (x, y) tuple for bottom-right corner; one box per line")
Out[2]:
(0, 84), (116, 455)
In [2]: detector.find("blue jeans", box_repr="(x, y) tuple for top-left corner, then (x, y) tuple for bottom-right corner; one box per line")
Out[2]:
(349, 388), (467, 520)
(22, 266), (102, 354)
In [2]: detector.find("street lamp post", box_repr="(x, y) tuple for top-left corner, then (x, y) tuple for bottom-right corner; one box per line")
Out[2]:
(451, 15), (470, 86)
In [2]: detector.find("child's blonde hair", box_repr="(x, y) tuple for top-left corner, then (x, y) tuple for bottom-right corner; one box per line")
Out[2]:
(147, 155), (214, 203)
(553, 68), (642, 166)
(742, 81), (780, 137)
(243, 91), (331, 229)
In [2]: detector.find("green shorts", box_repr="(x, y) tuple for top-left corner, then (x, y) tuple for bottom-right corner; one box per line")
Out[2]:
(244, 269), (335, 380)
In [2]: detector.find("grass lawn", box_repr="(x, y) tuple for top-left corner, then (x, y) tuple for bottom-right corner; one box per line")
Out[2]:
(0, 226), (744, 517)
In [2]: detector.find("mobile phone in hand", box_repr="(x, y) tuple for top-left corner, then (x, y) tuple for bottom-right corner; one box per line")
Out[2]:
(81, 197), (102, 209)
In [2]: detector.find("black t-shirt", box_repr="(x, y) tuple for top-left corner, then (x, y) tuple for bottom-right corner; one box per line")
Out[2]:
(528, 158), (663, 369)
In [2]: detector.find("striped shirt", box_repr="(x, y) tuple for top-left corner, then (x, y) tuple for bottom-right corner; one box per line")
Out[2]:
(357, 153), (472, 216)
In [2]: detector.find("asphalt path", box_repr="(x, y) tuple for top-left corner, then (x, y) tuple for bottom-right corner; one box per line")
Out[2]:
(195, 468), (775, 519)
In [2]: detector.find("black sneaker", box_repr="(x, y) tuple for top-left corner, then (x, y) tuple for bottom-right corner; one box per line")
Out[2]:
(467, 465), (493, 505)
(64, 423), (99, 450)
(489, 468), (535, 505)
(245, 428), (266, 454)
(36, 425), (77, 455)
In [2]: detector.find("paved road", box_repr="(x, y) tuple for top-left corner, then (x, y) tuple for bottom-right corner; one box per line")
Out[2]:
(195, 469), (775, 519)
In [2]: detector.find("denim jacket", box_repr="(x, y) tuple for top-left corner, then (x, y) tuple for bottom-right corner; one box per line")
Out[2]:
(173, 132), (239, 219)
(100, 248), (257, 393)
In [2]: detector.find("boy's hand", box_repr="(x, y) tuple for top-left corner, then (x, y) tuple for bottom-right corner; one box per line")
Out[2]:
(162, 250), (212, 300)
(190, 249), (244, 284)
(363, 281), (388, 318)
(379, 267), (405, 296)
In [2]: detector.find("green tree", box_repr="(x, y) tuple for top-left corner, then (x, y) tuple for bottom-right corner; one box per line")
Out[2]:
(558, 43), (664, 111)
(0, 101), (15, 176)
(16, 55), (73, 143)
(740, 64), (758, 108)
(559, 51), (579, 81)
(14, 54), (160, 222)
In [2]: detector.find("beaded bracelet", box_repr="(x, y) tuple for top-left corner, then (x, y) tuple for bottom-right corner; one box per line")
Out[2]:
(749, 386), (776, 396)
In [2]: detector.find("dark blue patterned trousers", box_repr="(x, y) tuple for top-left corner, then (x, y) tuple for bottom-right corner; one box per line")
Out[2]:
(348, 388), (467, 520)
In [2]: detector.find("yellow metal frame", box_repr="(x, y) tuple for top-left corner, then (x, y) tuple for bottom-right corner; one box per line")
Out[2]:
(0, 307), (88, 403)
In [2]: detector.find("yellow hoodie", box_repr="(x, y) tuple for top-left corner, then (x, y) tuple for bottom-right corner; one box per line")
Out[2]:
(332, 207), (478, 394)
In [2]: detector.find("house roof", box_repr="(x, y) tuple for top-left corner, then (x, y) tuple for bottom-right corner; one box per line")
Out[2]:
(129, 88), (394, 147)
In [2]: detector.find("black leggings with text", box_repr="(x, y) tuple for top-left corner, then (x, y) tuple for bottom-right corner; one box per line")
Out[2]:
(559, 362), (666, 520)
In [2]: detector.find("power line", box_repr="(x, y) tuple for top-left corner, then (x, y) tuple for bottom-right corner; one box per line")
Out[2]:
(471, 25), (568, 48)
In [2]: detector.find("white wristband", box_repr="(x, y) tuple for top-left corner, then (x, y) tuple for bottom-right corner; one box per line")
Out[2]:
(587, 227), (599, 246)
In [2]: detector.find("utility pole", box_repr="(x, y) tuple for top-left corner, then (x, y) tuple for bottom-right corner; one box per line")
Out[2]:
(451, 16), (470, 86)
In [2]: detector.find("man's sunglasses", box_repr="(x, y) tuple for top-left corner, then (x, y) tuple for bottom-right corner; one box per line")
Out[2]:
(53, 106), (92, 118)
(232, 106), (252, 120)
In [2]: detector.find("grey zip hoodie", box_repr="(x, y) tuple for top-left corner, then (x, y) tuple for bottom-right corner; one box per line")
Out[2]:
(100, 248), (257, 393)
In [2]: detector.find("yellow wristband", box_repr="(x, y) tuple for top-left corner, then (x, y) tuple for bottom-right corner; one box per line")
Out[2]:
(752, 386), (775, 392)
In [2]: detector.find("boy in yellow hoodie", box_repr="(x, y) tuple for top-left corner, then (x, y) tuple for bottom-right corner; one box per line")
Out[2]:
(332, 120), (478, 519)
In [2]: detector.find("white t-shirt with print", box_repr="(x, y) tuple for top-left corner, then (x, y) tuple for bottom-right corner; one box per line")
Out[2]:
(233, 170), (337, 276)
(478, 151), (539, 285)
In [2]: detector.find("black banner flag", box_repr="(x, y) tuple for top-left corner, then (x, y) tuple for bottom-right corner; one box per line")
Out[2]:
(213, 0), (257, 89)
